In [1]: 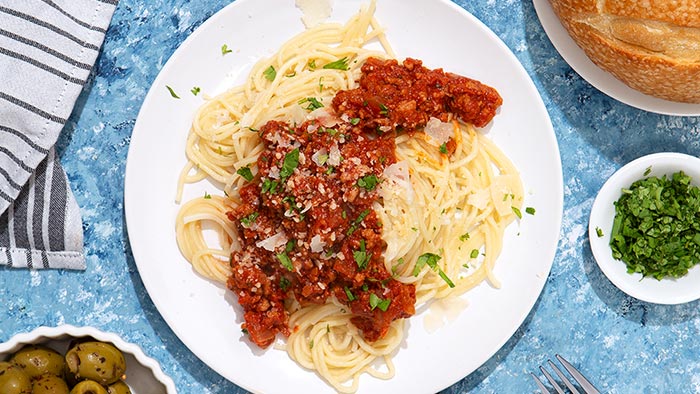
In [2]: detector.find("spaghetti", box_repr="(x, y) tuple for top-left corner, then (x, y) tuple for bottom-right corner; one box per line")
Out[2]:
(175, 2), (523, 392)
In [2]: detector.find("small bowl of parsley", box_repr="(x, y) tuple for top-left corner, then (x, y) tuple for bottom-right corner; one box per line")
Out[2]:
(589, 152), (700, 305)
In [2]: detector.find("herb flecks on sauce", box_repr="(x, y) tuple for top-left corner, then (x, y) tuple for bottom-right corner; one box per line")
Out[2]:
(225, 56), (504, 348)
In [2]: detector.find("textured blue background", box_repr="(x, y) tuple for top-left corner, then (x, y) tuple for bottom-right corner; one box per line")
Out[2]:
(2, 0), (700, 393)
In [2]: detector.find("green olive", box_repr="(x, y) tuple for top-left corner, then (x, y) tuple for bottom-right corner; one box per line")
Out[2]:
(69, 380), (108, 394)
(0, 361), (32, 394)
(65, 341), (126, 386)
(32, 374), (70, 394)
(106, 380), (131, 394)
(10, 344), (66, 379)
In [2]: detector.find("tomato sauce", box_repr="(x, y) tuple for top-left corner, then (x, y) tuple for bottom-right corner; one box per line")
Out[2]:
(226, 57), (502, 348)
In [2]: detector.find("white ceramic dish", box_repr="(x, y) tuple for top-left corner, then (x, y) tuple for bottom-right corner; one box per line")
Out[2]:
(124, 0), (564, 393)
(532, 0), (700, 117)
(589, 152), (700, 305)
(0, 325), (176, 393)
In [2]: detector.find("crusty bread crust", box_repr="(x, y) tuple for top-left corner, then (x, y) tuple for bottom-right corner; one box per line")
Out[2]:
(549, 0), (700, 103)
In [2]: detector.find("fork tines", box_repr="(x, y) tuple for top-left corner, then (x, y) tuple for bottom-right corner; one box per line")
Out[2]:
(530, 354), (601, 394)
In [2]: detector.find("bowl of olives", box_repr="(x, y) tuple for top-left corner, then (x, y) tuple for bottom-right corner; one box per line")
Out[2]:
(0, 325), (176, 394)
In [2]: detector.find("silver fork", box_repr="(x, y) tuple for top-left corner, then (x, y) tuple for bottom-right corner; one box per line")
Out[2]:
(530, 354), (601, 394)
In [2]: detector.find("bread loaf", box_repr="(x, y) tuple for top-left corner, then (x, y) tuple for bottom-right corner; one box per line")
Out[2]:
(548, 0), (700, 103)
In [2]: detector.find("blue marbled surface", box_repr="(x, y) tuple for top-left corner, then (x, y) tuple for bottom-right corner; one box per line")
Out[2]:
(3, 0), (700, 393)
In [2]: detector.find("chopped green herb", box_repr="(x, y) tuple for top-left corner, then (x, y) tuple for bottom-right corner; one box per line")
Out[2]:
(344, 286), (356, 301)
(379, 103), (389, 116)
(191, 86), (201, 96)
(221, 44), (233, 55)
(240, 212), (259, 227)
(308, 59), (317, 69)
(166, 85), (180, 99)
(298, 97), (324, 111)
(439, 143), (448, 154)
(369, 293), (391, 311)
(525, 207), (536, 215)
(346, 209), (371, 235)
(459, 233), (470, 241)
(512, 206), (522, 219)
(412, 253), (440, 276)
(285, 239), (295, 253)
(319, 76), (324, 92)
(263, 65), (277, 81)
(610, 171), (700, 280)
(279, 148), (300, 179)
(357, 174), (380, 191)
(644, 166), (652, 176)
(309, 340), (314, 349)
(596, 227), (604, 238)
(237, 166), (254, 181)
(353, 240), (371, 270)
(470, 249), (480, 259)
(203, 191), (211, 199)
(350, 117), (360, 126)
(280, 277), (291, 291)
(323, 57), (350, 70)
(276, 252), (294, 271)
(438, 269), (455, 288)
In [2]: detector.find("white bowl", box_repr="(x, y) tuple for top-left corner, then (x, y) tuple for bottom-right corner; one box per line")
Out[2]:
(589, 152), (700, 305)
(0, 325), (177, 394)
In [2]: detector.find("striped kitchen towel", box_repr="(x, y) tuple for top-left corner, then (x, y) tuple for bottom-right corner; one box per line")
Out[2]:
(0, 0), (117, 269)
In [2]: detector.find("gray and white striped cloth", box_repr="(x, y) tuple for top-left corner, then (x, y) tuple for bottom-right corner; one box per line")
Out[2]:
(0, 0), (117, 269)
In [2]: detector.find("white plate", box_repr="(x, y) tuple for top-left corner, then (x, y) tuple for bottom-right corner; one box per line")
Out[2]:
(589, 152), (700, 305)
(0, 325), (177, 394)
(124, 0), (563, 393)
(532, 0), (700, 117)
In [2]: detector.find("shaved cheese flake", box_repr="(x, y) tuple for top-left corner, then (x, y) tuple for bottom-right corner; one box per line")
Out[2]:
(380, 161), (414, 203)
(312, 148), (329, 166)
(491, 174), (521, 217)
(310, 234), (326, 253)
(424, 117), (454, 146)
(256, 232), (288, 252)
(327, 143), (342, 166)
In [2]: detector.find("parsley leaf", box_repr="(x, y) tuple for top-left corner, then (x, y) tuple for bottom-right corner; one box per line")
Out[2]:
(369, 293), (391, 311)
(221, 44), (233, 55)
(279, 148), (300, 179)
(323, 57), (349, 70)
(263, 65), (277, 81)
(357, 174), (380, 191)
(353, 240), (371, 270)
(236, 166), (254, 182)
(166, 85), (180, 99)
(191, 86), (201, 96)
(276, 252), (294, 271)
(298, 97), (324, 111)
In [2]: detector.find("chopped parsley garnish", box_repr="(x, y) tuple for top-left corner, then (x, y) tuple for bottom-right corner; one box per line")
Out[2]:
(323, 56), (350, 70)
(526, 207), (536, 215)
(308, 59), (317, 69)
(263, 65), (277, 81)
(610, 171), (700, 280)
(344, 286), (356, 301)
(357, 174), (380, 191)
(319, 76), (324, 92)
(379, 103), (389, 116)
(470, 249), (480, 259)
(276, 252), (294, 271)
(236, 166), (254, 181)
(350, 117), (360, 125)
(439, 143), (448, 154)
(346, 209), (371, 235)
(459, 233), (470, 241)
(285, 239), (295, 253)
(261, 178), (280, 194)
(203, 191), (211, 199)
(353, 240), (371, 270)
(279, 148), (300, 179)
(411, 252), (455, 287)
(166, 85), (180, 99)
(279, 277), (291, 291)
(240, 212), (259, 227)
(369, 293), (391, 311)
(190, 86), (201, 96)
(512, 206), (522, 219)
(221, 44), (233, 55)
(298, 97), (324, 111)
(596, 227), (604, 238)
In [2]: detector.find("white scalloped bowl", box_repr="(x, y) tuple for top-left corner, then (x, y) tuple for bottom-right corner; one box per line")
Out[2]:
(0, 325), (176, 394)
(589, 152), (700, 305)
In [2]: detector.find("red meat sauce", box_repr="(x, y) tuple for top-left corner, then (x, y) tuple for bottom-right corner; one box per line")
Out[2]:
(226, 57), (502, 348)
